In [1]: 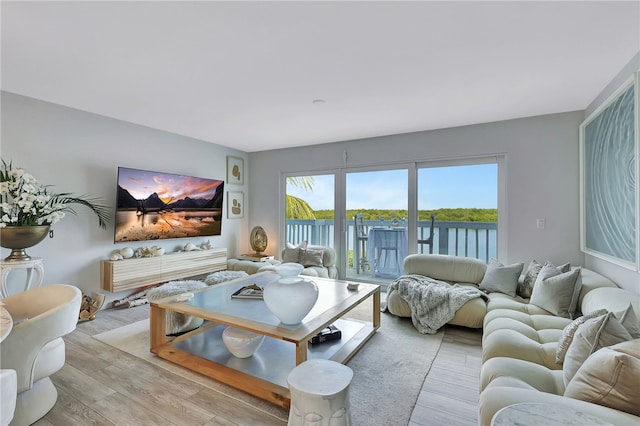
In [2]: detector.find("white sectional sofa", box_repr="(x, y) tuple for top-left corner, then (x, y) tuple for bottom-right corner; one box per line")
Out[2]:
(385, 254), (640, 425)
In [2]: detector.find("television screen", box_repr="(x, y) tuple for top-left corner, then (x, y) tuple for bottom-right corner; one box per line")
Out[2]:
(115, 167), (224, 243)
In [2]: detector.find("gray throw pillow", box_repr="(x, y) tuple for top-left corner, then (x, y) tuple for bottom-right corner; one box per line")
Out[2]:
(299, 248), (324, 267)
(517, 259), (543, 298)
(530, 265), (582, 319)
(614, 304), (640, 338)
(479, 259), (524, 297)
(282, 241), (307, 263)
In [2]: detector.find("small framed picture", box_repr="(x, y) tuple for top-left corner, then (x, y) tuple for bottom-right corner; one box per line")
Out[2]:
(228, 191), (244, 219)
(227, 156), (244, 185)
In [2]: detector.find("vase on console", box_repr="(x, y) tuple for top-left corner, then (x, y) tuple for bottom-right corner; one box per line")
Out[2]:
(0, 225), (51, 261)
(263, 263), (318, 325)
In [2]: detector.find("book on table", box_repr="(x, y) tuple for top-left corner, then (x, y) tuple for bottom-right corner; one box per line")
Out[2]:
(231, 284), (264, 299)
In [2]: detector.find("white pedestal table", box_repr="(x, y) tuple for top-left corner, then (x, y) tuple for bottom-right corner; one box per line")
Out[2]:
(0, 258), (44, 298)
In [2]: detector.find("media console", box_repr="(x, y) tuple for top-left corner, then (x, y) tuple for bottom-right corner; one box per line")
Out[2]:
(100, 247), (227, 292)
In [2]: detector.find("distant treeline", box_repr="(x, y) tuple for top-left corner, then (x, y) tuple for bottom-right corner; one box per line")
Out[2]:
(313, 208), (498, 222)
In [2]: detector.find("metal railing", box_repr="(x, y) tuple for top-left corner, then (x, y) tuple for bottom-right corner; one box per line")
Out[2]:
(285, 219), (497, 263)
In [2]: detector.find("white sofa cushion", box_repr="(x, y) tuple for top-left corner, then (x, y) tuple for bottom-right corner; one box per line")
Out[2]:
(482, 321), (567, 369)
(564, 339), (640, 416)
(563, 312), (633, 385)
(402, 254), (486, 284)
(385, 284), (487, 328)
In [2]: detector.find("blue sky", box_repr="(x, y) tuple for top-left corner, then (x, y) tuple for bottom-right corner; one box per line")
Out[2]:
(287, 164), (497, 210)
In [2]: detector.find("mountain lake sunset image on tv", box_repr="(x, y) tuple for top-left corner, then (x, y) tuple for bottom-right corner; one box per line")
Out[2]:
(115, 167), (224, 243)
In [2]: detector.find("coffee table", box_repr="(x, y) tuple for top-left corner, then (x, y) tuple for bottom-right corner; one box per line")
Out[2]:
(149, 272), (380, 408)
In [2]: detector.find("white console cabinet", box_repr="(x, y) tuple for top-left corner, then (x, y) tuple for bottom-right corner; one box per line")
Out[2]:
(101, 248), (227, 292)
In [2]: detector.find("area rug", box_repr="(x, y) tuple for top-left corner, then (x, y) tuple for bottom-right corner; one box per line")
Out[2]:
(93, 307), (443, 426)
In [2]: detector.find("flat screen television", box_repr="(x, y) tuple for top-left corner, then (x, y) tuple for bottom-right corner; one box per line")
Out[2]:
(114, 167), (224, 243)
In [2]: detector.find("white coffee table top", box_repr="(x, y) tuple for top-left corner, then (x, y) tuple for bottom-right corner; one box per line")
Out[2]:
(492, 402), (614, 426)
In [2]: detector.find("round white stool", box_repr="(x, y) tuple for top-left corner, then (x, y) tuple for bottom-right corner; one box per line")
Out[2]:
(287, 359), (353, 426)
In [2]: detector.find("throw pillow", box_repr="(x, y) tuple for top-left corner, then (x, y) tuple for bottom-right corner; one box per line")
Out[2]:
(563, 312), (633, 386)
(478, 259), (524, 297)
(299, 248), (324, 267)
(516, 259), (543, 298)
(564, 340), (640, 417)
(529, 265), (581, 318)
(614, 304), (640, 338)
(555, 308), (607, 364)
(282, 241), (308, 263)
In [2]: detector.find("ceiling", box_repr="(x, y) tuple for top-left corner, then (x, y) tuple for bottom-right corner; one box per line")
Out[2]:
(2, 1), (639, 153)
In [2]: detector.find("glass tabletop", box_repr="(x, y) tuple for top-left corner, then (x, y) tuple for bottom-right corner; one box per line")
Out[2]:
(158, 272), (377, 332)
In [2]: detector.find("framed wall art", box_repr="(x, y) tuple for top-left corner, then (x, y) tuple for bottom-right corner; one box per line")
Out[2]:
(580, 74), (639, 270)
(227, 156), (244, 185)
(227, 191), (244, 219)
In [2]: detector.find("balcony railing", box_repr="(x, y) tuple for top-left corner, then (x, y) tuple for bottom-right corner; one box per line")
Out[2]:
(285, 219), (497, 263)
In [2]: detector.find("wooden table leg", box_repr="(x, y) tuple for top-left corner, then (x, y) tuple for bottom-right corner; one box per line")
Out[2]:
(295, 340), (308, 365)
(373, 289), (381, 329)
(149, 304), (167, 353)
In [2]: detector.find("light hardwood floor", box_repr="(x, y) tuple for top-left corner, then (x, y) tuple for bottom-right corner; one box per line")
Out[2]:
(35, 304), (483, 426)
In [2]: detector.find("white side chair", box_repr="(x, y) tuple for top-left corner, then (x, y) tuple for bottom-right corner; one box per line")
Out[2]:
(0, 369), (17, 426)
(0, 284), (82, 426)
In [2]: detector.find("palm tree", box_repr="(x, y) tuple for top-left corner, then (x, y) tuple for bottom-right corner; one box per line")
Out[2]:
(286, 176), (316, 220)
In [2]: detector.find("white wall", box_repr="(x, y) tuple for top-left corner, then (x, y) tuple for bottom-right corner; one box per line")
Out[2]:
(1, 92), (248, 303)
(583, 52), (640, 294)
(249, 111), (587, 280)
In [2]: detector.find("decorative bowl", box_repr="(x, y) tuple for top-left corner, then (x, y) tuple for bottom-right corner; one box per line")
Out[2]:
(222, 327), (265, 358)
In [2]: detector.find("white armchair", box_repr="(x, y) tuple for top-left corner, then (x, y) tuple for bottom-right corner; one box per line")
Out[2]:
(0, 284), (81, 426)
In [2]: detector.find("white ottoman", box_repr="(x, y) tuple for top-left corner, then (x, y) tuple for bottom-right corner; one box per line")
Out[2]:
(147, 280), (207, 335)
(287, 359), (353, 426)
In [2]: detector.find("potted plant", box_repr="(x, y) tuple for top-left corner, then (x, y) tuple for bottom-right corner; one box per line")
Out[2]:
(0, 159), (109, 261)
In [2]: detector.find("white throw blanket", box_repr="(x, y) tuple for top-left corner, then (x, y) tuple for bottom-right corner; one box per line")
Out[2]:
(384, 274), (487, 334)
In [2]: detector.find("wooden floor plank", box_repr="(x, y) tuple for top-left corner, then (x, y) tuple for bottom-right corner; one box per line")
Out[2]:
(90, 392), (182, 426)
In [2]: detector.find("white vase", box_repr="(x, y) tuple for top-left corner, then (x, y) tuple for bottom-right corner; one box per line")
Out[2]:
(263, 276), (318, 325)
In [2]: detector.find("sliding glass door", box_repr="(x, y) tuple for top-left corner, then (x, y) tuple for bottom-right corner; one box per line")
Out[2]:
(345, 169), (408, 283)
(282, 157), (501, 286)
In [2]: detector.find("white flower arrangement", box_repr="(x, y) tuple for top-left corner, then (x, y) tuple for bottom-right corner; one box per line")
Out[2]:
(0, 159), (109, 229)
